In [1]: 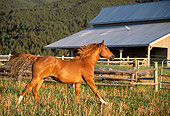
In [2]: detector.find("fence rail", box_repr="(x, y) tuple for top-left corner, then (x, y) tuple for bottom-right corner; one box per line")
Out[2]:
(0, 60), (159, 91)
(0, 54), (11, 62)
(0, 54), (158, 91)
(94, 62), (158, 91)
(160, 59), (170, 90)
(0, 54), (148, 66)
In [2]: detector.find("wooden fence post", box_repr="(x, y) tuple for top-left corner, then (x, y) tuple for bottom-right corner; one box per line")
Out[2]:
(130, 60), (137, 90)
(7, 53), (11, 61)
(137, 60), (140, 69)
(107, 59), (110, 65)
(135, 60), (138, 82)
(127, 56), (129, 62)
(133, 60), (138, 81)
(130, 73), (135, 90)
(154, 62), (158, 92)
(62, 55), (64, 60)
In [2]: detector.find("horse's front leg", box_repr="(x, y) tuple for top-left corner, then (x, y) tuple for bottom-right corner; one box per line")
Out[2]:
(83, 75), (108, 105)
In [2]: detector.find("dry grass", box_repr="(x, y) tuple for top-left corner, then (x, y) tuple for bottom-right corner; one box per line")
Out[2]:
(0, 79), (170, 116)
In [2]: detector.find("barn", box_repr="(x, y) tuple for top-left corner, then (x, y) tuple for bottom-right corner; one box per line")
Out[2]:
(44, 1), (170, 66)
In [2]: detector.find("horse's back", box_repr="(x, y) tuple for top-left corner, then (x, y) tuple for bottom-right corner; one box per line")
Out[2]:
(34, 56), (57, 65)
(32, 56), (59, 76)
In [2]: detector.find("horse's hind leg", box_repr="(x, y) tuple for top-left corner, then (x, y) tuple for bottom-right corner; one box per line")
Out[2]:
(32, 79), (44, 103)
(75, 83), (81, 103)
(17, 77), (40, 105)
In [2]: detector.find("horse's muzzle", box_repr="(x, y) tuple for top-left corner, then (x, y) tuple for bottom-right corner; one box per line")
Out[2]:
(109, 55), (115, 60)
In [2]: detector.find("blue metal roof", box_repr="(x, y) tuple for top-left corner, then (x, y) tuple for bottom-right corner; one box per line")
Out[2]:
(89, 1), (170, 25)
(44, 22), (170, 49)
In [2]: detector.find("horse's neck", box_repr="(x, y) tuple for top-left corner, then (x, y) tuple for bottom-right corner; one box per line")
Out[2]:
(83, 49), (100, 66)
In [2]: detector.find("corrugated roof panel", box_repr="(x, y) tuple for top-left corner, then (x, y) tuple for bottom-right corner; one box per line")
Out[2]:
(44, 22), (170, 49)
(89, 1), (170, 25)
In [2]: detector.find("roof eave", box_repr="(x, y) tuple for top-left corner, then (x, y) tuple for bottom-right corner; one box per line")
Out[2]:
(44, 44), (149, 49)
(107, 44), (149, 48)
(89, 18), (170, 25)
(44, 46), (81, 49)
(149, 33), (170, 46)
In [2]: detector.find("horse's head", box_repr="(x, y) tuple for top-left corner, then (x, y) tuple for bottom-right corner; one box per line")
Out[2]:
(98, 40), (114, 60)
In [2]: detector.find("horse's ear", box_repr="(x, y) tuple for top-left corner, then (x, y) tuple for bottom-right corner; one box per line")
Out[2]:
(98, 40), (104, 47)
(101, 40), (104, 44)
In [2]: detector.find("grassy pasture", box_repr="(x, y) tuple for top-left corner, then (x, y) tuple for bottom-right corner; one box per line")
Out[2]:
(0, 79), (170, 116)
(0, 64), (170, 115)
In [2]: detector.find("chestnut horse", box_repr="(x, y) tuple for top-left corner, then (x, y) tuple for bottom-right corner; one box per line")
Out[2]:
(8, 40), (114, 105)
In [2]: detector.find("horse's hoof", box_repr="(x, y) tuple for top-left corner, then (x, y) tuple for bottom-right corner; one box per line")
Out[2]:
(100, 101), (109, 105)
(103, 101), (109, 105)
(100, 98), (108, 105)
(17, 96), (23, 104)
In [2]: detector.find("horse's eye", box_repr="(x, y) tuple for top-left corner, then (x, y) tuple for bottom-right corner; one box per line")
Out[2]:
(105, 48), (108, 50)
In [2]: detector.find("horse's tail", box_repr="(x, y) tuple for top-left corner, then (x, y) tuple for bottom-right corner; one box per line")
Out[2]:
(7, 52), (38, 78)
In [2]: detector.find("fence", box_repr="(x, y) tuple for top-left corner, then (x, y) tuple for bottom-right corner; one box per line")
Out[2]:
(56, 56), (148, 66)
(93, 61), (158, 91)
(0, 58), (159, 91)
(160, 60), (170, 90)
(0, 54), (148, 66)
(0, 54), (11, 62)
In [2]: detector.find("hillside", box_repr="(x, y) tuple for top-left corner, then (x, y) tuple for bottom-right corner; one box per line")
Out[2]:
(0, 0), (59, 10)
(0, 0), (159, 56)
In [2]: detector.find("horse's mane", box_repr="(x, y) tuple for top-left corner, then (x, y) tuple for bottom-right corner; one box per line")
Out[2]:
(76, 43), (99, 59)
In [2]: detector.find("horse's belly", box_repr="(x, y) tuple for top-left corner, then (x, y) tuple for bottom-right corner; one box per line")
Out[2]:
(55, 69), (82, 83)
(57, 75), (81, 83)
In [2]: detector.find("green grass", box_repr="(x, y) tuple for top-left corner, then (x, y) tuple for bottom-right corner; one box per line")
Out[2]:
(0, 80), (170, 116)
(0, 63), (170, 115)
